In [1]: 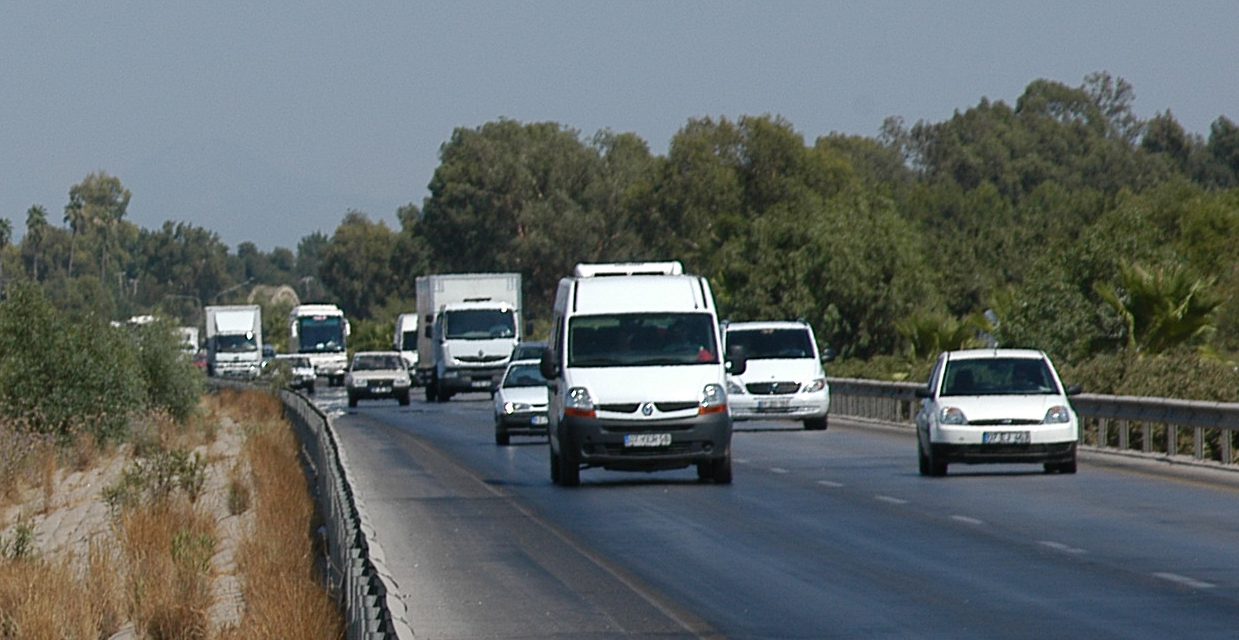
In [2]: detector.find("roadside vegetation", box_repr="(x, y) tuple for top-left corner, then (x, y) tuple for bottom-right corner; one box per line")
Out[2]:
(2, 71), (1238, 399)
(0, 286), (342, 638)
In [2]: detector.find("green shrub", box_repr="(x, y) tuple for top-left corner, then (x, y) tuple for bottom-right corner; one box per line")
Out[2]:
(0, 283), (145, 442)
(131, 319), (204, 422)
(1062, 349), (1239, 401)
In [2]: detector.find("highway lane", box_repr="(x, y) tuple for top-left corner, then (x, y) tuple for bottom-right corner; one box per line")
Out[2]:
(316, 387), (1239, 639)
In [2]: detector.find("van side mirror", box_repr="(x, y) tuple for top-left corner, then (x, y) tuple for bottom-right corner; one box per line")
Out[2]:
(540, 350), (560, 379)
(1065, 383), (1083, 396)
(725, 345), (747, 376)
(821, 347), (837, 363)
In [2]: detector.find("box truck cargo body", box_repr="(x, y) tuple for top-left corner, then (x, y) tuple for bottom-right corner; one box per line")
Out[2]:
(204, 305), (263, 379)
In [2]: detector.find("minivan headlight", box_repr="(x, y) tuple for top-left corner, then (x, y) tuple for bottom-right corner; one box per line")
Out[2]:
(726, 379), (746, 395)
(802, 378), (826, 394)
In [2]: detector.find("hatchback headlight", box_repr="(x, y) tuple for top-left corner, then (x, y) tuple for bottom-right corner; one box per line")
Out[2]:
(504, 402), (532, 414)
(940, 406), (968, 425)
(1044, 405), (1072, 424)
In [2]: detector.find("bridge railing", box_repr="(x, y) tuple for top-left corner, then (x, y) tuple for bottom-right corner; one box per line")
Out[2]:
(828, 377), (1239, 467)
(280, 389), (415, 639)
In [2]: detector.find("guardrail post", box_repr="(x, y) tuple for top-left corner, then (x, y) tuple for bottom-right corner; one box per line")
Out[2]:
(1118, 420), (1129, 451)
(1142, 423), (1152, 454)
(1223, 431), (1233, 466)
(1166, 424), (1177, 457)
(1194, 427), (1204, 461)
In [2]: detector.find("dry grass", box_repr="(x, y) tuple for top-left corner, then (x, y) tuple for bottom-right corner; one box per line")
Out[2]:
(218, 391), (343, 640)
(0, 388), (343, 638)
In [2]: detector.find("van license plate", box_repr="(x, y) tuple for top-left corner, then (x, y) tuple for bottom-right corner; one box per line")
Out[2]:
(531, 415), (548, 425)
(983, 431), (1030, 444)
(624, 433), (672, 448)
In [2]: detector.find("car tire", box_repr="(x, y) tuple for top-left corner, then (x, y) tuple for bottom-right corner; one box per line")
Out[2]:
(1045, 456), (1077, 474)
(347, 393), (357, 408)
(710, 455), (733, 484)
(425, 381), (436, 403)
(495, 429), (510, 446)
(917, 438), (931, 476)
(397, 390), (410, 406)
(803, 417), (828, 431)
(306, 382), (315, 395)
(549, 445), (560, 483)
(920, 439), (947, 477)
(436, 386), (452, 403)
(557, 445), (580, 487)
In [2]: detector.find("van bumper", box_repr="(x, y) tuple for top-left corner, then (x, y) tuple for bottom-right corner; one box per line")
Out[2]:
(558, 411), (733, 472)
(439, 366), (505, 393)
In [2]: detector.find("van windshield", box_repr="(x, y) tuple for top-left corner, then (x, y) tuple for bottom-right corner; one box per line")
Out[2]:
(568, 313), (718, 367)
(726, 328), (814, 360)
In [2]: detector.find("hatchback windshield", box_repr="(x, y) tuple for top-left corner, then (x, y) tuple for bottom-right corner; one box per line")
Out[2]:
(726, 328), (814, 360)
(503, 363), (546, 388)
(568, 313), (718, 367)
(941, 358), (1059, 396)
(352, 354), (404, 371)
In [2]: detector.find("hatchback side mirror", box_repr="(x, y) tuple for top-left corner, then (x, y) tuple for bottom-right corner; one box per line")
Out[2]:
(821, 347), (837, 364)
(915, 386), (933, 399)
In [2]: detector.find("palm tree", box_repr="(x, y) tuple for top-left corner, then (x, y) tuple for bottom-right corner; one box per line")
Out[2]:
(0, 217), (11, 286)
(896, 311), (985, 361)
(1095, 262), (1222, 354)
(25, 205), (48, 280)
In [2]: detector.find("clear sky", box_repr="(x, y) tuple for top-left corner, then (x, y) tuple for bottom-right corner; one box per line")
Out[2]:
(3, 1), (1236, 251)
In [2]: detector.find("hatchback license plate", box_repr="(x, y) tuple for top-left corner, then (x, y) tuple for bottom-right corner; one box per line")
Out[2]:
(624, 433), (672, 448)
(983, 431), (1030, 445)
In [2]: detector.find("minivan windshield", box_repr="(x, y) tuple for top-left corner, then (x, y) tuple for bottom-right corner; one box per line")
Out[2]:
(568, 313), (719, 367)
(726, 328), (814, 360)
(941, 357), (1059, 396)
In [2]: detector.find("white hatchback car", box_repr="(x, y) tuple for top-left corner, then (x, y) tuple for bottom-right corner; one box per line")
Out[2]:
(724, 321), (835, 430)
(492, 359), (549, 445)
(915, 348), (1081, 476)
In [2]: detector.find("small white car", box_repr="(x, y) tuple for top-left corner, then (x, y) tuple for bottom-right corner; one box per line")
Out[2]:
(915, 348), (1081, 476)
(724, 321), (835, 430)
(345, 351), (412, 408)
(492, 359), (549, 445)
(275, 354), (317, 394)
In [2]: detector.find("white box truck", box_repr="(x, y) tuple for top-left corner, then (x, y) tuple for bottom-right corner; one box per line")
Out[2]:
(393, 312), (420, 375)
(288, 304), (350, 386)
(415, 273), (522, 402)
(539, 262), (745, 486)
(204, 305), (263, 379)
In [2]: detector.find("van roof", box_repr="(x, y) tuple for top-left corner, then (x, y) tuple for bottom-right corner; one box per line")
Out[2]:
(573, 261), (683, 277)
(572, 274), (710, 313)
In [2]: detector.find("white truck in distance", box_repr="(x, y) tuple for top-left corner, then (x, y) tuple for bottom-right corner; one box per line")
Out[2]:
(288, 304), (350, 386)
(415, 273), (522, 402)
(393, 312), (419, 374)
(204, 305), (263, 379)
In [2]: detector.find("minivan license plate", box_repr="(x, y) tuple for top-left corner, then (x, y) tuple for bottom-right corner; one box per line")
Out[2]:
(983, 431), (1030, 445)
(624, 433), (672, 448)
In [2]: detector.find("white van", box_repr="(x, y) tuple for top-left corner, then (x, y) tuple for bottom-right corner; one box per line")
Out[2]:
(723, 320), (835, 430)
(540, 262), (745, 486)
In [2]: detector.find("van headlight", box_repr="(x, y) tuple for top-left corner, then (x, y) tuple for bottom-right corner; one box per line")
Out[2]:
(699, 383), (727, 415)
(565, 387), (596, 418)
(726, 379), (746, 395)
(802, 378), (826, 394)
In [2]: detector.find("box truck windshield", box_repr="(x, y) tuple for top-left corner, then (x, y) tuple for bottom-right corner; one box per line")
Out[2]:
(215, 334), (257, 353)
(444, 309), (516, 340)
(297, 316), (346, 352)
(569, 313), (719, 367)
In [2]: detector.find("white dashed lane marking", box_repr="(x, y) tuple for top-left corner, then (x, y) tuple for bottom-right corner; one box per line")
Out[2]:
(1154, 572), (1215, 589)
(950, 515), (985, 526)
(874, 495), (908, 505)
(816, 480), (844, 488)
(1038, 540), (1087, 555)
(769, 467), (790, 474)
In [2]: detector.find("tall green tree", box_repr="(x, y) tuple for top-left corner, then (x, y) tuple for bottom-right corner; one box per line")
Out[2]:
(317, 211), (399, 319)
(63, 172), (131, 279)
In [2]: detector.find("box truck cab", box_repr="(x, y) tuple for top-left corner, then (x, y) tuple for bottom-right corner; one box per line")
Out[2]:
(393, 312), (419, 373)
(415, 273), (523, 402)
(540, 262), (744, 487)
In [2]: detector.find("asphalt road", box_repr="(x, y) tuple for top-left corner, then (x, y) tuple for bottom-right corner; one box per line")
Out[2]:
(315, 386), (1239, 639)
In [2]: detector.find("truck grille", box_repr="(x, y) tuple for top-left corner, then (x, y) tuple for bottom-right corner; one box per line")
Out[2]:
(457, 354), (505, 363)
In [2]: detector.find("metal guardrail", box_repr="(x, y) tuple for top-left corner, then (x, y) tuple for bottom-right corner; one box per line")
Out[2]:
(279, 389), (415, 639)
(828, 377), (1239, 467)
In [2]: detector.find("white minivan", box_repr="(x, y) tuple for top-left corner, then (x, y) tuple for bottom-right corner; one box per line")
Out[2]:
(724, 320), (835, 430)
(540, 262), (746, 486)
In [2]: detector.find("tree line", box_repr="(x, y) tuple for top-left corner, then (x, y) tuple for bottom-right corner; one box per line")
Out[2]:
(3, 71), (1238, 399)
